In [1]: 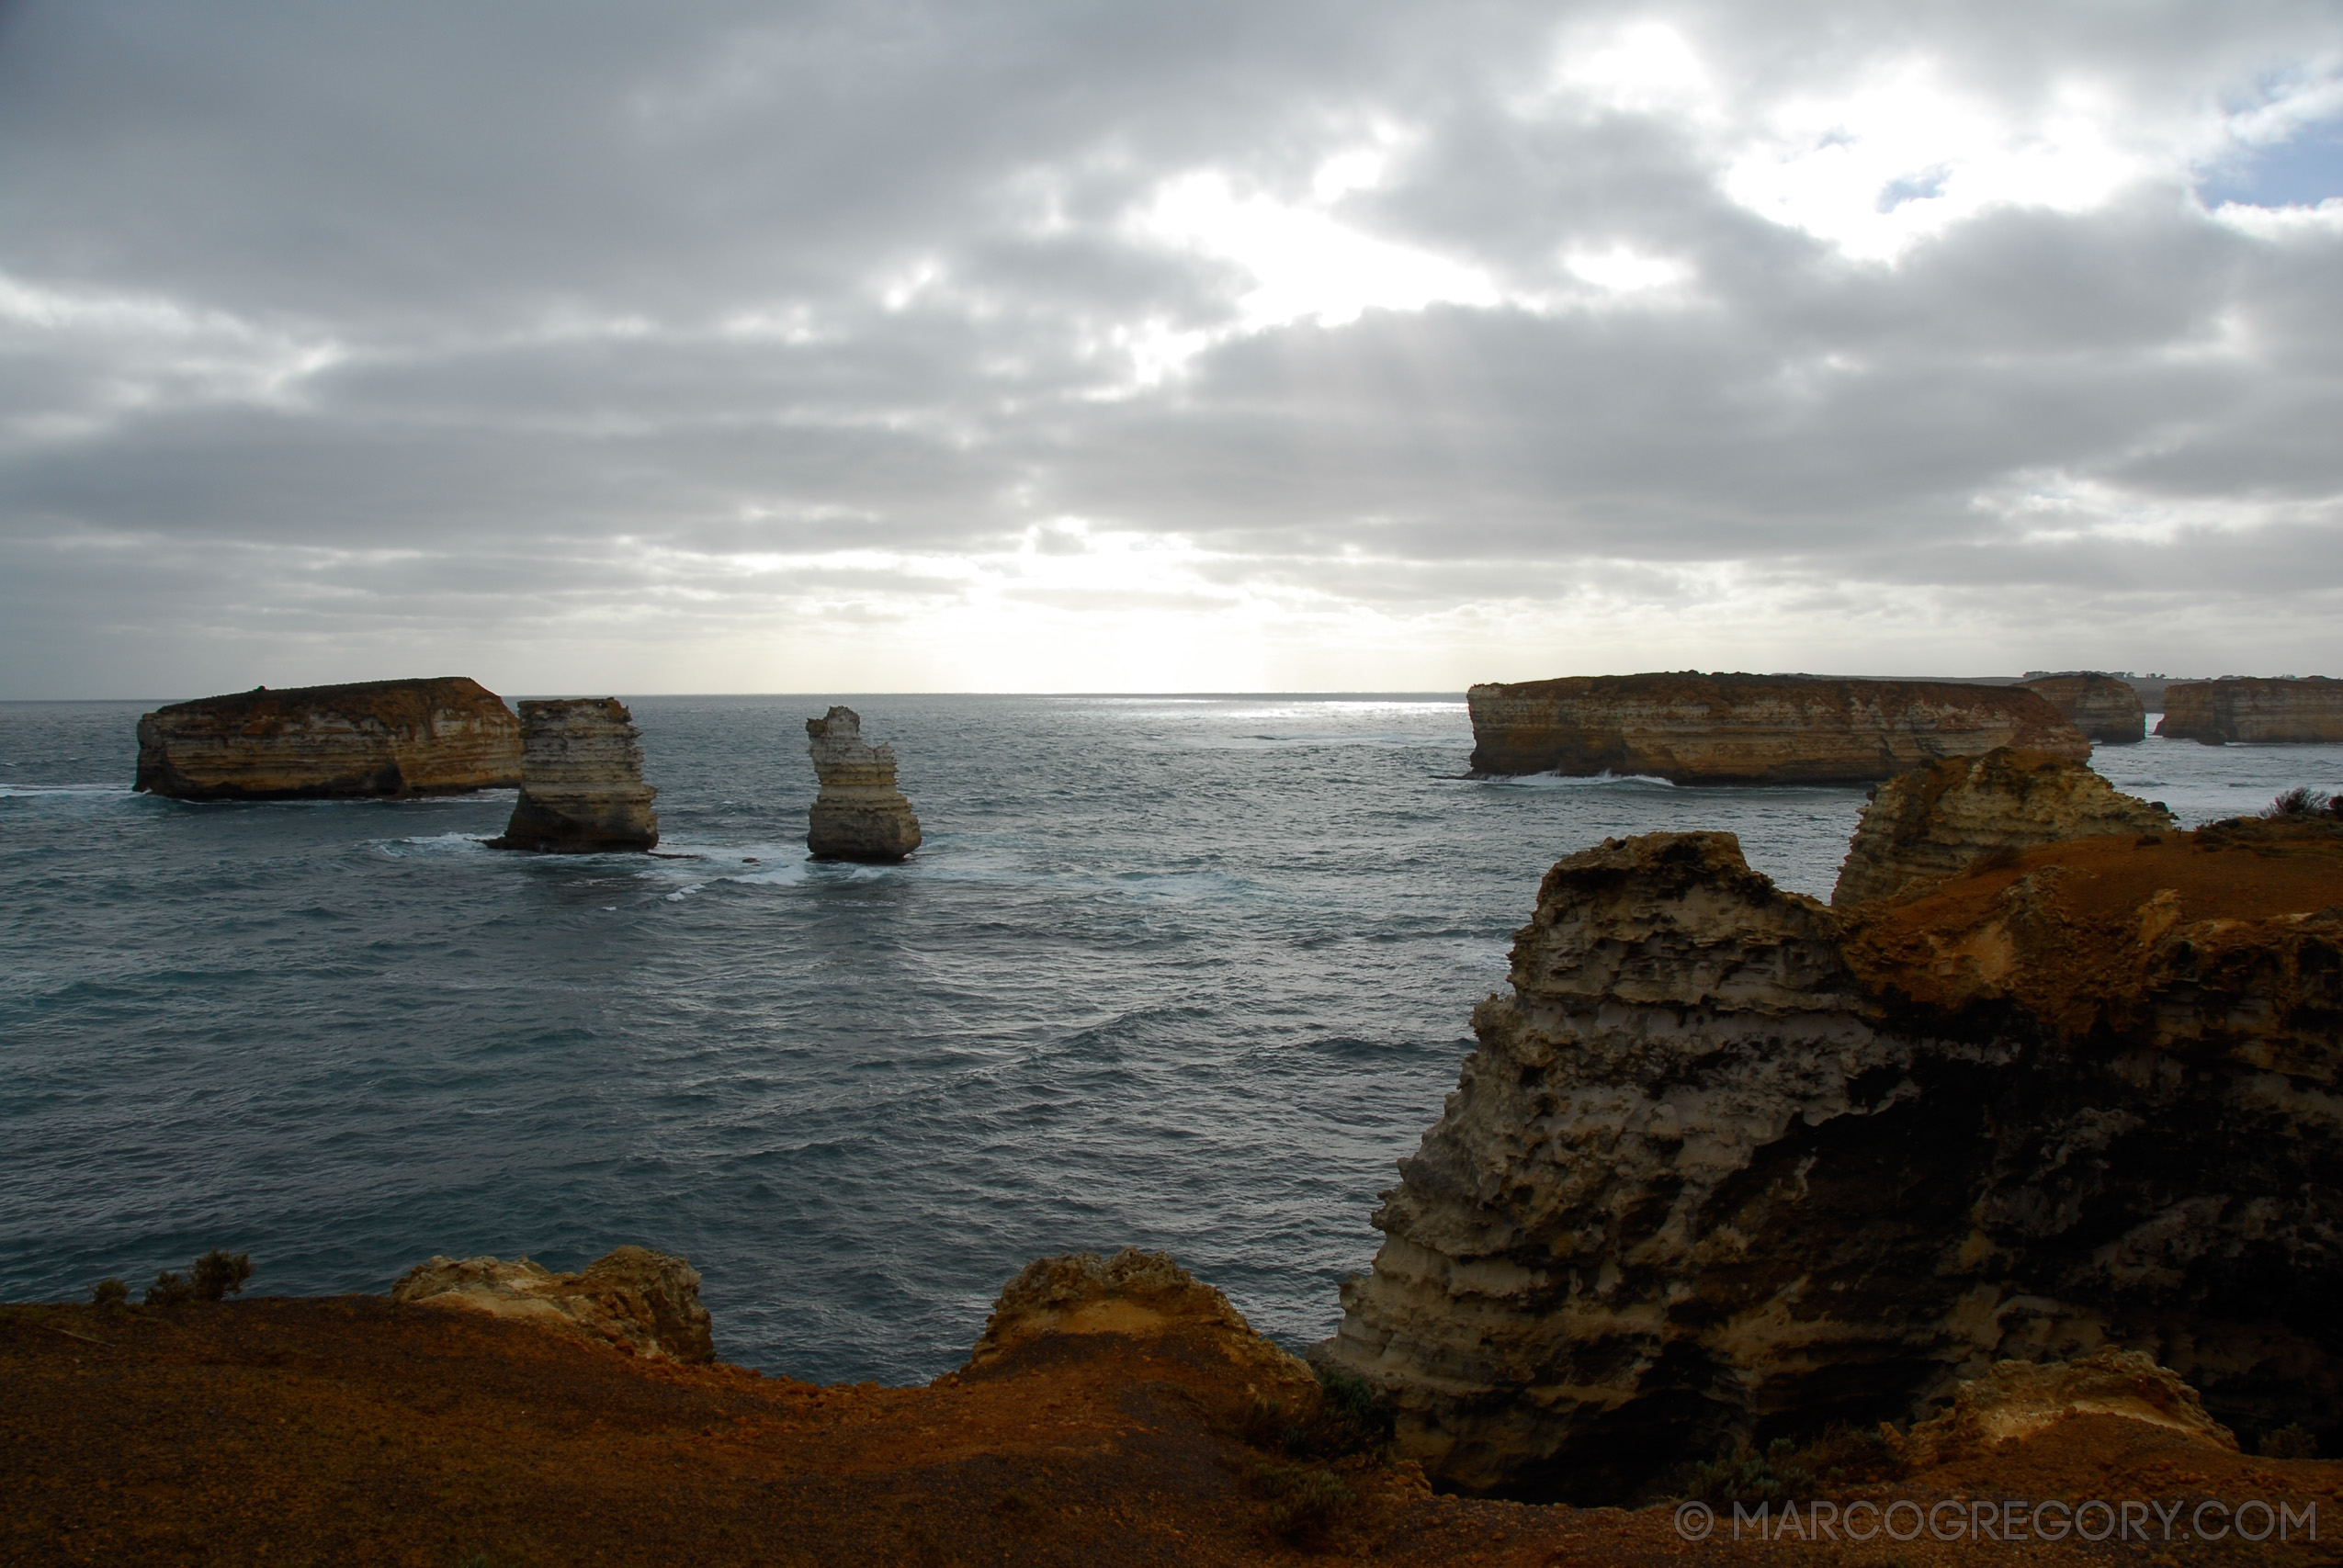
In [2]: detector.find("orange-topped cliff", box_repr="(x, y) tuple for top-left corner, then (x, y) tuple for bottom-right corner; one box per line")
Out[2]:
(134, 677), (521, 800)
(1466, 672), (2088, 783)
(2156, 676), (2343, 744)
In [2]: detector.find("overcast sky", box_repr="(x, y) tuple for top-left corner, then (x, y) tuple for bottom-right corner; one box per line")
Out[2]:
(4, 1), (2340, 696)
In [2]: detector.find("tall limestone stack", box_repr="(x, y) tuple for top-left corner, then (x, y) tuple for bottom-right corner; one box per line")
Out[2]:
(1829, 747), (2172, 907)
(1319, 822), (2343, 1501)
(134, 677), (520, 800)
(489, 699), (659, 852)
(806, 706), (921, 862)
(2156, 676), (2343, 744)
(1466, 672), (2088, 784)
(2017, 671), (2146, 743)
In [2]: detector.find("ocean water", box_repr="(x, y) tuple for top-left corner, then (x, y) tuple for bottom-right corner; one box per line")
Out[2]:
(4, 695), (2337, 1381)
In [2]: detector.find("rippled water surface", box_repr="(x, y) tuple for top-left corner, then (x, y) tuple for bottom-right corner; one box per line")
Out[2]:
(4, 695), (2337, 1378)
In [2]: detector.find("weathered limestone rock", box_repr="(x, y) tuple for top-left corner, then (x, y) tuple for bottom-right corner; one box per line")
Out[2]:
(489, 699), (659, 852)
(2157, 676), (2343, 744)
(806, 706), (921, 862)
(1466, 673), (2089, 784)
(1319, 823), (2343, 1500)
(391, 1245), (714, 1362)
(1829, 748), (2172, 908)
(2018, 672), (2147, 743)
(967, 1248), (1310, 1390)
(1896, 1350), (2236, 1469)
(133, 677), (520, 800)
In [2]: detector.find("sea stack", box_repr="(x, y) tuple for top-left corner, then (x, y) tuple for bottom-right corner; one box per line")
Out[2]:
(1466, 672), (2088, 784)
(133, 677), (521, 800)
(1829, 747), (2172, 907)
(2017, 671), (2147, 743)
(2156, 676), (2343, 744)
(489, 699), (659, 852)
(1319, 818), (2343, 1500)
(806, 706), (921, 862)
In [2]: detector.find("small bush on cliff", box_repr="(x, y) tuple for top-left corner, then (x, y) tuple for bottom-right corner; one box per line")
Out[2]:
(1238, 1370), (1395, 1461)
(90, 1277), (128, 1308)
(141, 1249), (254, 1307)
(191, 1249), (253, 1301)
(1680, 1428), (1904, 1506)
(2264, 787), (2342, 819)
(2261, 1424), (2320, 1460)
(144, 1270), (195, 1307)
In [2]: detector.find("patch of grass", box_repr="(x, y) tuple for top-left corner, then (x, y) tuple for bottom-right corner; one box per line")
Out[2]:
(1250, 1461), (1353, 1547)
(2261, 1424), (2319, 1460)
(1238, 1369), (1396, 1461)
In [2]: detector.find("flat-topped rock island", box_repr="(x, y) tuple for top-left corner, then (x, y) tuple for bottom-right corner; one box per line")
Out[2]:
(1466, 671), (2089, 784)
(133, 677), (521, 800)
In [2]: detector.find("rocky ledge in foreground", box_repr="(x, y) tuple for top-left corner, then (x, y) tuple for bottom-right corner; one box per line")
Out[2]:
(12, 1248), (2333, 1563)
(1466, 672), (2088, 784)
(2017, 672), (2147, 744)
(2157, 676), (2343, 745)
(133, 677), (521, 800)
(1829, 747), (2172, 907)
(1320, 816), (2343, 1502)
(805, 705), (921, 862)
(489, 698), (660, 852)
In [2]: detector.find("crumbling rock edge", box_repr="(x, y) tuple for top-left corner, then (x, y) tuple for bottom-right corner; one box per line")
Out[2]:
(391, 1245), (713, 1363)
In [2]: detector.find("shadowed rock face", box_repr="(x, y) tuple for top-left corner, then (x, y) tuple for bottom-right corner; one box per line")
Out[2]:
(2157, 677), (2343, 744)
(2019, 673), (2147, 744)
(1830, 748), (2172, 908)
(806, 706), (921, 862)
(1466, 673), (2088, 784)
(392, 1246), (714, 1363)
(133, 677), (520, 800)
(489, 699), (659, 852)
(1319, 825), (2343, 1501)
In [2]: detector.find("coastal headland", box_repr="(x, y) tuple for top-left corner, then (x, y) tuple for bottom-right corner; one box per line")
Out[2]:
(1322, 795), (2343, 1501)
(8, 1247), (2336, 1563)
(2017, 671), (2147, 743)
(1466, 672), (2088, 783)
(132, 677), (521, 800)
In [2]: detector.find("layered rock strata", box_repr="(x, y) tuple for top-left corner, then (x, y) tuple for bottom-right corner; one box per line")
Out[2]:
(133, 677), (520, 800)
(490, 699), (659, 852)
(1829, 748), (2172, 907)
(1892, 1349), (2236, 1468)
(966, 1248), (1314, 1390)
(806, 706), (921, 862)
(391, 1245), (714, 1362)
(2017, 672), (2147, 743)
(2156, 676), (2343, 744)
(1466, 673), (2089, 784)
(1319, 823), (2343, 1500)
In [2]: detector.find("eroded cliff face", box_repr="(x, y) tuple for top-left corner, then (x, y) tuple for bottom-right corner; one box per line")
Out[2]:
(133, 677), (520, 800)
(489, 699), (660, 852)
(806, 705), (921, 862)
(1466, 674), (2088, 784)
(392, 1245), (714, 1362)
(1321, 824), (2343, 1501)
(2018, 673), (2146, 744)
(1830, 749), (2171, 908)
(2156, 676), (2343, 744)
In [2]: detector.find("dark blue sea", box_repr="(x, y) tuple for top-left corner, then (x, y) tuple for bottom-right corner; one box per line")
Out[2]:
(5, 694), (2336, 1380)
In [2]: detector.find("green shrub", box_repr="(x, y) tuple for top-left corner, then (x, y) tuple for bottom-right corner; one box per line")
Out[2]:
(1680, 1427), (1904, 1506)
(91, 1277), (129, 1308)
(1251, 1461), (1353, 1545)
(144, 1269), (195, 1307)
(2261, 1424), (2319, 1461)
(191, 1249), (253, 1302)
(1312, 1365), (1395, 1452)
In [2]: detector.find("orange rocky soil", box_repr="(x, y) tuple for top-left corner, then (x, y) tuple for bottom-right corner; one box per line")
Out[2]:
(7, 1278), (2339, 1566)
